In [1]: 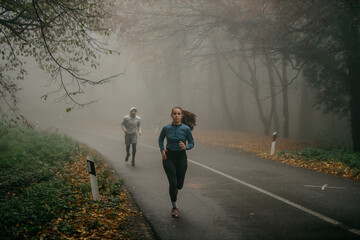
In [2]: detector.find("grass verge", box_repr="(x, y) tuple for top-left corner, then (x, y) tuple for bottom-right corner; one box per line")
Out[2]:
(277, 147), (360, 180)
(0, 124), (155, 240)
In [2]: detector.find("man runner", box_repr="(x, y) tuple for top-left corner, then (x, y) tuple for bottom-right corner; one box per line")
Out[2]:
(121, 107), (142, 166)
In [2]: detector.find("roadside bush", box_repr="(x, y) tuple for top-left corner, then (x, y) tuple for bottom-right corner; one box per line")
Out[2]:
(0, 180), (73, 239)
(0, 124), (77, 239)
(0, 125), (77, 196)
(278, 147), (360, 170)
(0, 123), (127, 239)
(109, 179), (125, 196)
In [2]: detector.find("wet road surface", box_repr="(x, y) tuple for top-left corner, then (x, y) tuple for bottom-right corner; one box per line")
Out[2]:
(59, 125), (360, 240)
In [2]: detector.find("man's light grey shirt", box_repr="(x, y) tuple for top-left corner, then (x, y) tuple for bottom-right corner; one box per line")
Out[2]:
(121, 115), (141, 134)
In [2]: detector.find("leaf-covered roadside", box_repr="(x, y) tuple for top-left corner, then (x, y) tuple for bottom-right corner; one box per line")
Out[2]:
(0, 125), (155, 240)
(194, 131), (360, 181)
(36, 153), (155, 240)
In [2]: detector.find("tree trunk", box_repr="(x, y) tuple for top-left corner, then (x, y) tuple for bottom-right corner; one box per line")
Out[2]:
(248, 55), (271, 135)
(298, 77), (312, 140)
(210, 39), (236, 130)
(207, 63), (217, 129)
(253, 79), (271, 135)
(264, 53), (280, 134)
(349, 74), (360, 151)
(281, 55), (290, 138)
(346, 7), (360, 151)
(236, 60), (246, 131)
(223, 41), (271, 135)
(215, 55), (236, 130)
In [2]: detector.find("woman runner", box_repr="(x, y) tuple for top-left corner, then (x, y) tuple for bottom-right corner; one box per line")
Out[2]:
(158, 106), (196, 218)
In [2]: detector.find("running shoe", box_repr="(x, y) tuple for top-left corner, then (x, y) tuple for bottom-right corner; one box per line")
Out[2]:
(171, 208), (179, 218)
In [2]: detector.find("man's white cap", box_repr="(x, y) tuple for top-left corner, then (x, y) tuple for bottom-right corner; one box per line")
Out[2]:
(130, 107), (137, 112)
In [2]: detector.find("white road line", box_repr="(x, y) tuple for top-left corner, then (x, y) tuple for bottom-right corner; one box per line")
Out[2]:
(304, 185), (346, 190)
(139, 142), (360, 237)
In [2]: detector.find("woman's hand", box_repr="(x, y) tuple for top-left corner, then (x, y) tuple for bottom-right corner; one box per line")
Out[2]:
(162, 149), (168, 160)
(179, 141), (186, 150)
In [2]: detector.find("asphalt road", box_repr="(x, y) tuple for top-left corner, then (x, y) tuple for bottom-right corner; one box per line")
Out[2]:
(59, 125), (360, 240)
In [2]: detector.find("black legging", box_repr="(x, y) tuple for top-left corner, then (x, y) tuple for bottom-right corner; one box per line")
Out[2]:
(162, 150), (188, 202)
(126, 143), (137, 161)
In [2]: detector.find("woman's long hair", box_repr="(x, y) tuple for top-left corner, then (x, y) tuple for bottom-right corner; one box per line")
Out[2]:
(172, 107), (196, 130)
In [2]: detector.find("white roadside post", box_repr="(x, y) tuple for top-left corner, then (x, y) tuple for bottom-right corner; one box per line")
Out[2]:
(86, 156), (100, 201)
(270, 132), (277, 155)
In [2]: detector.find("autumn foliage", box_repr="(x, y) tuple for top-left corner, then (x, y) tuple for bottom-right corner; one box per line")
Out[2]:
(0, 125), (154, 240)
(36, 153), (154, 240)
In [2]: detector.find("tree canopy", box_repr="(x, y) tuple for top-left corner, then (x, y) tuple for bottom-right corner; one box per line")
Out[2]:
(2, 0), (360, 150)
(270, 0), (360, 151)
(119, 0), (360, 151)
(0, 0), (121, 125)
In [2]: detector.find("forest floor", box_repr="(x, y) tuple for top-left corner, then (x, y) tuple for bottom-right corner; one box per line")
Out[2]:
(36, 147), (156, 240)
(0, 125), (157, 240)
(193, 130), (360, 181)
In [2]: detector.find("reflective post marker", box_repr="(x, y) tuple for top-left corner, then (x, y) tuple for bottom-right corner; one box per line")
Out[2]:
(86, 156), (100, 201)
(270, 132), (277, 155)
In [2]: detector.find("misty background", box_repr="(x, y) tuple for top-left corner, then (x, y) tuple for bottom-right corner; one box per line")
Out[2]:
(8, 1), (353, 149)
(17, 41), (351, 148)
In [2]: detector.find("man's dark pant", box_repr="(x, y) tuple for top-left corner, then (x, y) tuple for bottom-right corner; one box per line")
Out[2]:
(126, 143), (136, 162)
(162, 150), (188, 202)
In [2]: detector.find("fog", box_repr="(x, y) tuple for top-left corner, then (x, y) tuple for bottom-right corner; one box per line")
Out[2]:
(13, 3), (352, 149)
(16, 47), (351, 149)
